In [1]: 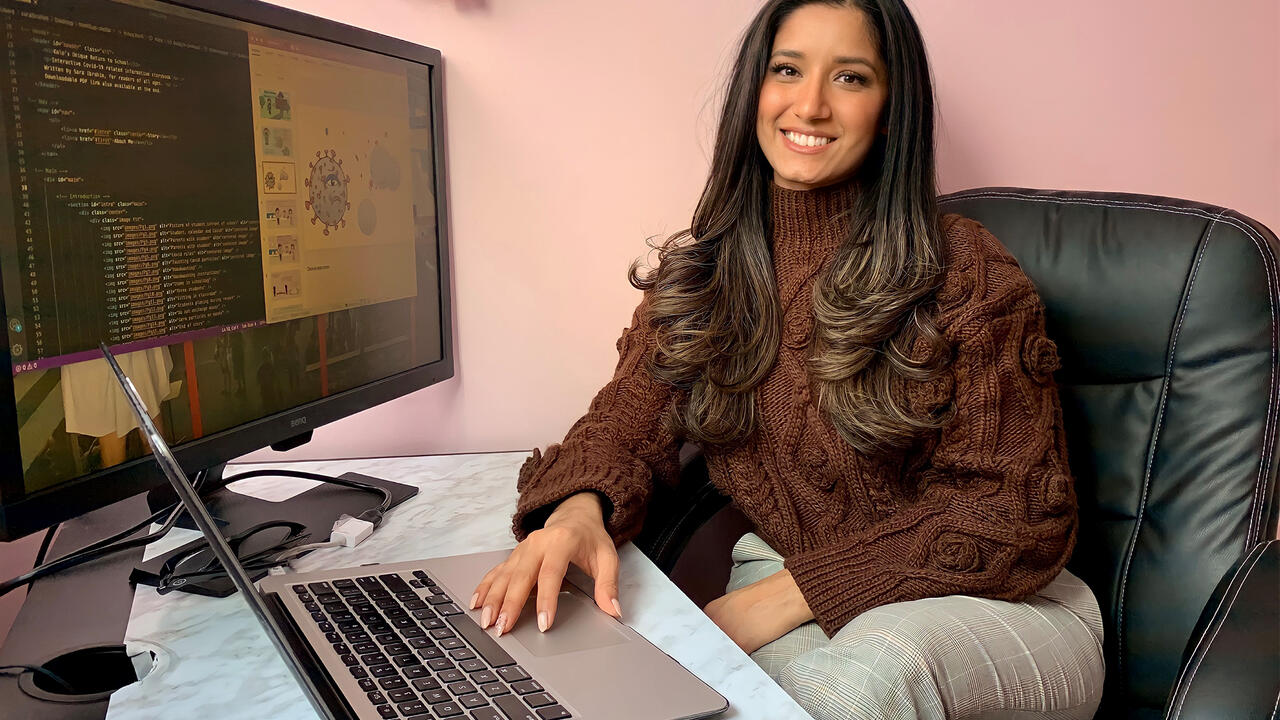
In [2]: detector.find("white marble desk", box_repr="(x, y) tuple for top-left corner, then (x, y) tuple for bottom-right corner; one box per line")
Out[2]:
(105, 452), (810, 720)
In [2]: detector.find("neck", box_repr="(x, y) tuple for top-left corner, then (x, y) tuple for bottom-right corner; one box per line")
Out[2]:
(769, 179), (858, 260)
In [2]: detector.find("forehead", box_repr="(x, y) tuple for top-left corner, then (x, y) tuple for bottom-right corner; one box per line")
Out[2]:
(772, 4), (879, 59)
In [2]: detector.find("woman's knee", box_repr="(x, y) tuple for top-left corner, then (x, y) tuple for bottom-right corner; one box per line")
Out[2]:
(778, 633), (941, 720)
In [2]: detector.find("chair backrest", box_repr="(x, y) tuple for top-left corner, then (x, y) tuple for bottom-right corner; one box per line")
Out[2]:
(938, 188), (1280, 716)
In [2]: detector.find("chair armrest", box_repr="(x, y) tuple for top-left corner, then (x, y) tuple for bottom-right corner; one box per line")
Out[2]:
(635, 444), (729, 574)
(1161, 539), (1279, 720)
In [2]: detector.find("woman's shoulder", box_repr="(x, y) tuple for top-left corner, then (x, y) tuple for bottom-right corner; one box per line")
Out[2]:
(935, 213), (1039, 326)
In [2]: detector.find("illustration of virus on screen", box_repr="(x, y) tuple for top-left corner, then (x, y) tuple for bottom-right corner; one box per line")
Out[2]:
(305, 149), (351, 235)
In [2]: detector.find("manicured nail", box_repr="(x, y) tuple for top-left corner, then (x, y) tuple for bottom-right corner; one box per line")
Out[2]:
(469, 593), (479, 610)
(612, 598), (622, 618)
(480, 606), (493, 628)
(538, 611), (549, 633)
(494, 613), (508, 635)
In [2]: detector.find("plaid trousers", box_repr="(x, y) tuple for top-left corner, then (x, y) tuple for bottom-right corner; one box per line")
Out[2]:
(729, 533), (1106, 720)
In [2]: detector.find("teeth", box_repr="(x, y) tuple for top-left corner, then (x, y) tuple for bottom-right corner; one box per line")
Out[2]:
(785, 131), (831, 147)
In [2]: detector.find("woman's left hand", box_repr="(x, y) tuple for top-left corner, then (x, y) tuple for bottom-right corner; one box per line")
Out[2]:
(703, 568), (815, 655)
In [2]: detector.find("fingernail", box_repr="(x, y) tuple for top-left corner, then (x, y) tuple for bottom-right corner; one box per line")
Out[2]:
(469, 593), (479, 610)
(495, 613), (508, 635)
(538, 611), (549, 633)
(612, 598), (622, 618)
(480, 606), (493, 628)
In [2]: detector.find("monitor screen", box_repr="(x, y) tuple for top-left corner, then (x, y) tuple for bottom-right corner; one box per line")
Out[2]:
(0, 0), (452, 540)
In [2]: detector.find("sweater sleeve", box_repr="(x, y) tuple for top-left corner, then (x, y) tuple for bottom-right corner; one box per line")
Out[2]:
(783, 252), (1078, 637)
(510, 294), (681, 545)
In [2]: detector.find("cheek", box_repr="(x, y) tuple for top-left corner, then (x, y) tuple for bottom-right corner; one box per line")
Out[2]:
(756, 85), (787, 129)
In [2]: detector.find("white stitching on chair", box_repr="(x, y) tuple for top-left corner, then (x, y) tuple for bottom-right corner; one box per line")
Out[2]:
(945, 191), (1279, 546)
(1167, 540), (1272, 719)
(939, 191), (1280, 689)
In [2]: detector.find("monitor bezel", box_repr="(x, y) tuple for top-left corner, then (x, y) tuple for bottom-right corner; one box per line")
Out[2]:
(0, 0), (454, 541)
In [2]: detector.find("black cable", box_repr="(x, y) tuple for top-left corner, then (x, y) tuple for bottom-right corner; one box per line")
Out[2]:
(32, 524), (58, 568)
(219, 469), (392, 526)
(0, 664), (75, 693)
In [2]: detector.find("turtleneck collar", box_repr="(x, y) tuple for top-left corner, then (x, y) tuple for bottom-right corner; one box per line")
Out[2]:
(769, 179), (858, 261)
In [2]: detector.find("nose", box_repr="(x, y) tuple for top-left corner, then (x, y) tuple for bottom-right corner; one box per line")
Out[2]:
(792, 76), (830, 121)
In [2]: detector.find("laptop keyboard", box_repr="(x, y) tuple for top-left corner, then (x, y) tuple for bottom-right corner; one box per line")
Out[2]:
(292, 570), (571, 719)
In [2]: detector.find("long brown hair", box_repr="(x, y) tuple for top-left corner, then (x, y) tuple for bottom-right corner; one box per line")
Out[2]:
(631, 0), (950, 454)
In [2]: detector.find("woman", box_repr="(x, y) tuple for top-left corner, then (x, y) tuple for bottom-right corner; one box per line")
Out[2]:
(473, 1), (1106, 717)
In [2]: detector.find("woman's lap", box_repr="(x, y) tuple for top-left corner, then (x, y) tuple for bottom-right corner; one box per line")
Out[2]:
(728, 533), (1105, 720)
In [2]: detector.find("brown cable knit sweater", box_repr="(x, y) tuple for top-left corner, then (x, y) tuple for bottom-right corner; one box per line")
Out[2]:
(512, 181), (1077, 637)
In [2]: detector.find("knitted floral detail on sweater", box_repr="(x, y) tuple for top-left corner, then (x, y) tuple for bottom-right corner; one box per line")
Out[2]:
(930, 531), (983, 573)
(1022, 334), (1062, 381)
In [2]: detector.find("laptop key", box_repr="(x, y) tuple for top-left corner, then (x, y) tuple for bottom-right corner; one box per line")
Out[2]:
(511, 680), (542, 695)
(430, 628), (456, 640)
(433, 702), (464, 718)
(460, 694), (490, 710)
(420, 648), (445, 660)
(472, 671), (498, 684)
(394, 653), (423, 667)
(410, 579), (425, 588)
(438, 669), (465, 683)
(396, 591), (419, 602)
(370, 664), (399, 678)
(402, 627), (427, 638)
(325, 632), (342, 644)
(359, 678), (378, 692)
(376, 705), (397, 719)
(425, 594), (451, 605)
(379, 676), (408, 690)
(379, 573), (413, 593)
(409, 637), (435, 649)
(470, 709), (502, 720)
(495, 666), (529, 683)
(368, 690), (389, 705)
(376, 633), (401, 645)
(318, 621), (335, 633)
(427, 658), (454, 671)
(452, 652), (480, 665)
(405, 665), (430, 679)
(354, 642), (380, 654)
(361, 652), (390, 666)
(340, 654), (359, 667)
(437, 604), (463, 616)
(311, 612), (326, 623)
(412, 677), (442, 692)
(480, 683), (508, 698)
(523, 694), (555, 709)
(536, 707), (570, 720)
(424, 689), (451, 704)
(349, 666), (369, 679)
(389, 688), (417, 703)
(332, 642), (350, 655)
(394, 617), (418, 629)
(493, 695), (539, 720)
(292, 584), (307, 594)
(444, 614), (516, 667)
(307, 582), (334, 595)
(357, 576), (381, 588)
(448, 681), (477, 696)
(398, 700), (431, 716)
(439, 638), (465, 650)
(386, 642), (411, 656)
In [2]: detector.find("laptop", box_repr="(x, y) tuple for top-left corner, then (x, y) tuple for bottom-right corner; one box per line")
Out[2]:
(101, 344), (728, 720)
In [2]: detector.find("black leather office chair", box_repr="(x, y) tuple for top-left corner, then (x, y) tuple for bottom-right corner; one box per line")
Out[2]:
(635, 188), (1280, 719)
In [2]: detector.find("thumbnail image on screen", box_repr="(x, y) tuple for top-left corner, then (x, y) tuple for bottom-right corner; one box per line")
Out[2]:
(0, 0), (442, 494)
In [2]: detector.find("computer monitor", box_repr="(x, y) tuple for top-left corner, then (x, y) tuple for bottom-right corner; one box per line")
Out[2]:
(0, 0), (453, 541)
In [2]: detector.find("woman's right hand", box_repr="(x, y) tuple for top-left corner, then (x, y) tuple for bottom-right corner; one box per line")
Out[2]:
(470, 491), (622, 636)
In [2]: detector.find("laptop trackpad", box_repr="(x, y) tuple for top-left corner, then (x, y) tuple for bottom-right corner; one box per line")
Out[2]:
(507, 590), (627, 657)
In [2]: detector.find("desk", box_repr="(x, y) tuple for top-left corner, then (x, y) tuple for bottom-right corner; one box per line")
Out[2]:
(105, 453), (810, 719)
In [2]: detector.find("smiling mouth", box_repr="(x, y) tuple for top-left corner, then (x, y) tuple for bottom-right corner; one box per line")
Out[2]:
(783, 130), (833, 147)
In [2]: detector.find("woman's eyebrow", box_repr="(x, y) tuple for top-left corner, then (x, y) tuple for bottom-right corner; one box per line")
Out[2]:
(770, 48), (878, 72)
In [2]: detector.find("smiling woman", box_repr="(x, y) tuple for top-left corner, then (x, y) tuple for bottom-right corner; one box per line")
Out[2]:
(477, 2), (1106, 719)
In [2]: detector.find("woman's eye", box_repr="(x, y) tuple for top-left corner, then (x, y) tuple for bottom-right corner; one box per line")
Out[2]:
(769, 63), (799, 77)
(837, 72), (867, 85)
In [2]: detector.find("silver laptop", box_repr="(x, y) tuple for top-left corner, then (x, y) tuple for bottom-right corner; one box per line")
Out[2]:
(101, 344), (728, 720)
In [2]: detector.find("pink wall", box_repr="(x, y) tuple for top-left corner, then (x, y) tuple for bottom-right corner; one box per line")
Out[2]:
(245, 0), (1280, 464)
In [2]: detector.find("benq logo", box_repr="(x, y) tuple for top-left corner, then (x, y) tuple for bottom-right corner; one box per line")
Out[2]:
(290, 417), (308, 428)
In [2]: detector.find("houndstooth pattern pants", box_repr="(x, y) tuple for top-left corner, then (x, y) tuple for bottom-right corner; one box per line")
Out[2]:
(728, 533), (1106, 720)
